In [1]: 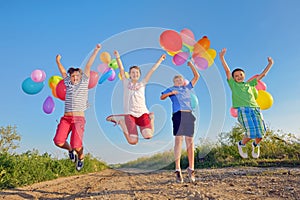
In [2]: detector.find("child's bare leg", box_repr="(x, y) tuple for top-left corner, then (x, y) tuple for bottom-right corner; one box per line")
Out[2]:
(255, 138), (262, 145)
(185, 136), (194, 170)
(174, 136), (183, 170)
(241, 137), (251, 145)
(55, 141), (72, 151)
(118, 119), (138, 145)
(75, 147), (84, 160)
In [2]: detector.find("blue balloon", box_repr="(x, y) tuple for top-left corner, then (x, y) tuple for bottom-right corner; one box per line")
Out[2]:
(21, 77), (44, 95)
(191, 93), (198, 110)
(98, 69), (113, 84)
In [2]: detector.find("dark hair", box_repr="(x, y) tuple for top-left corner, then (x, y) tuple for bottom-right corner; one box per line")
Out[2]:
(67, 67), (82, 75)
(129, 66), (141, 75)
(231, 68), (245, 77)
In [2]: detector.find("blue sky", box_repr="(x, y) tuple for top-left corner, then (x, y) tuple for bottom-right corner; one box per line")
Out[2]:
(1, 0), (299, 164)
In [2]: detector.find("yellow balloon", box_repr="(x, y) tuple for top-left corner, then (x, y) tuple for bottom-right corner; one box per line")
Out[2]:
(256, 90), (273, 110)
(48, 75), (63, 88)
(167, 50), (180, 56)
(118, 72), (129, 80)
(100, 52), (111, 64)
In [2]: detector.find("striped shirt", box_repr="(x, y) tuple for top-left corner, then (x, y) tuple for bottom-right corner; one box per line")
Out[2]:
(64, 73), (89, 112)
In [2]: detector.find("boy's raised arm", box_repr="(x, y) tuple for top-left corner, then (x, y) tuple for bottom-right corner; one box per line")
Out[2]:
(143, 54), (166, 83)
(84, 44), (102, 77)
(187, 61), (200, 87)
(256, 57), (274, 81)
(114, 50), (125, 80)
(56, 54), (67, 78)
(219, 48), (231, 80)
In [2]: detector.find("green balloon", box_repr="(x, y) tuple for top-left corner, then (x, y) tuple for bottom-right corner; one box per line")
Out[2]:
(108, 59), (118, 70)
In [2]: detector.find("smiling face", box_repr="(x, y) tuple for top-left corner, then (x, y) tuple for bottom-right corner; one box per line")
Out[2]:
(70, 71), (82, 85)
(173, 75), (184, 86)
(232, 69), (245, 83)
(129, 66), (141, 82)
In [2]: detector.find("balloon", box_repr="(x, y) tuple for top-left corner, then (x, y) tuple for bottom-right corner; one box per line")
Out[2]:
(118, 72), (130, 80)
(256, 90), (273, 110)
(108, 59), (118, 70)
(193, 56), (208, 70)
(197, 36), (210, 50)
(180, 28), (196, 46)
(97, 63), (109, 74)
(184, 79), (189, 86)
(56, 80), (66, 101)
(159, 30), (183, 52)
(100, 52), (111, 64)
(172, 52), (189, 66)
(108, 69), (116, 81)
(21, 77), (44, 95)
(230, 107), (238, 118)
(167, 51), (180, 56)
(51, 87), (58, 98)
(88, 71), (99, 89)
(43, 96), (55, 114)
(48, 75), (63, 89)
(247, 75), (267, 91)
(190, 93), (198, 110)
(31, 69), (46, 82)
(98, 69), (113, 84)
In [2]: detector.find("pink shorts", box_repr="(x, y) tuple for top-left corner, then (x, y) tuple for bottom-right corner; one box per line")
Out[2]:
(125, 113), (152, 136)
(53, 116), (86, 149)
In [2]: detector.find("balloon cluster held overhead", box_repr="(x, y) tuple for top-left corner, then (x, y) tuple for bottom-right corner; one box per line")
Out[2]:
(159, 28), (217, 70)
(230, 75), (273, 118)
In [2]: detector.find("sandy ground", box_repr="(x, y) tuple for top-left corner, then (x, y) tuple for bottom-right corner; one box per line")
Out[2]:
(0, 167), (299, 200)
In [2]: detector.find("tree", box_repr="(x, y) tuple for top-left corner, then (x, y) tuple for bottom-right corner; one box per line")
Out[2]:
(0, 125), (21, 153)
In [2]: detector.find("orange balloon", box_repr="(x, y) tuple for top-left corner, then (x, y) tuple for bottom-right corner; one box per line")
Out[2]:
(100, 52), (111, 64)
(197, 36), (210, 50)
(160, 30), (182, 52)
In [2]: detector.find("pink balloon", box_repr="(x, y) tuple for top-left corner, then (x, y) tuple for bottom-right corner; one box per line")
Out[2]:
(193, 56), (208, 70)
(247, 75), (267, 90)
(31, 69), (46, 82)
(172, 52), (189, 66)
(180, 28), (196, 46)
(97, 63), (109, 74)
(230, 107), (238, 118)
(88, 71), (99, 89)
(43, 96), (55, 114)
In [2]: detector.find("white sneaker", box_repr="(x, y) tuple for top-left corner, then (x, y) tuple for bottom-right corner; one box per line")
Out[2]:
(237, 141), (248, 158)
(252, 142), (260, 158)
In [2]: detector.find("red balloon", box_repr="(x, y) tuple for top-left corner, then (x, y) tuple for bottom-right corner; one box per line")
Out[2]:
(160, 30), (182, 52)
(56, 80), (66, 101)
(88, 71), (99, 89)
(230, 107), (238, 118)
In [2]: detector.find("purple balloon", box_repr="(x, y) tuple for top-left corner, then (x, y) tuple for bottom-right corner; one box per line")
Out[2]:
(43, 96), (55, 114)
(193, 56), (208, 70)
(108, 69), (116, 81)
(172, 52), (189, 66)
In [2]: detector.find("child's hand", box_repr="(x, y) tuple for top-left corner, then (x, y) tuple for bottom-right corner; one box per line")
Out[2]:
(56, 54), (61, 62)
(114, 50), (120, 58)
(95, 44), (102, 50)
(187, 61), (193, 67)
(219, 48), (227, 57)
(267, 57), (274, 65)
(160, 54), (166, 61)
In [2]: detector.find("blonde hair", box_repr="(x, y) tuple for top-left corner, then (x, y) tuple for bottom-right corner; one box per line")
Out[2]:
(173, 75), (184, 82)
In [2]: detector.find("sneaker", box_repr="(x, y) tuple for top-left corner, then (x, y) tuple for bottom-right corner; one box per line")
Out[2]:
(106, 115), (124, 126)
(237, 141), (248, 158)
(69, 150), (77, 163)
(252, 142), (260, 158)
(187, 168), (196, 183)
(175, 171), (183, 183)
(76, 159), (84, 171)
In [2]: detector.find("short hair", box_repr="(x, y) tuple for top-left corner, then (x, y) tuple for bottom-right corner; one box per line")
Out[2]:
(231, 68), (245, 77)
(129, 66), (141, 75)
(67, 67), (82, 75)
(173, 75), (184, 82)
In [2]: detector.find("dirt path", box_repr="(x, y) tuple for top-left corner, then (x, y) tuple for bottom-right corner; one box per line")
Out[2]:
(0, 167), (299, 200)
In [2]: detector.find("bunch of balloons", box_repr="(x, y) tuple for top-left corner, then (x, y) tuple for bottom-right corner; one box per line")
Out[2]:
(230, 75), (273, 118)
(98, 52), (118, 84)
(159, 28), (217, 70)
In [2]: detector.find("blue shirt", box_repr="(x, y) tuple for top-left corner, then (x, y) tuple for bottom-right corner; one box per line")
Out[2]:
(162, 82), (194, 113)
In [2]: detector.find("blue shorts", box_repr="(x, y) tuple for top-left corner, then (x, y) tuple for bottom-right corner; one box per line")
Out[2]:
(237, 107), (266, 139)
(172, 111), (195, 137)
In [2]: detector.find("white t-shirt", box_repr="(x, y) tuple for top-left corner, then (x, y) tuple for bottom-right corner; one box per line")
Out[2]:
(123, 78), (149, 117)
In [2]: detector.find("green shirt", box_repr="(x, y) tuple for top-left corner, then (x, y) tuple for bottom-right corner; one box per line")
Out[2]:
(227, 77), (259, 108)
